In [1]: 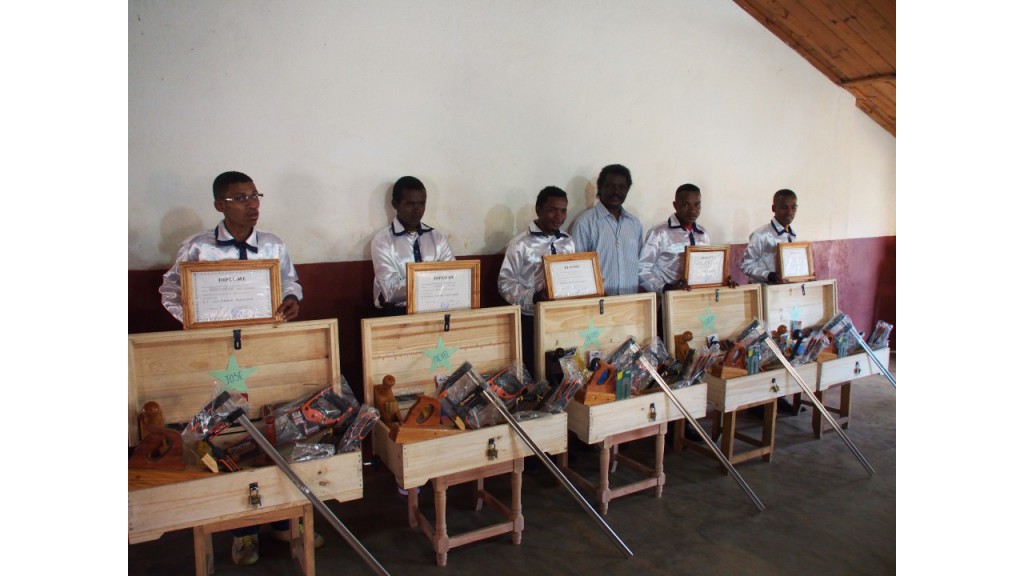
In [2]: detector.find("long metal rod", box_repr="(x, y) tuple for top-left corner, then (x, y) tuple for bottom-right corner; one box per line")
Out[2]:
(476, 385), (634, 559)
(849, 331), (897, 389)
(757, 332), (876, 476)
(237, 415), (391, 576)
(631, 349), (766, 512)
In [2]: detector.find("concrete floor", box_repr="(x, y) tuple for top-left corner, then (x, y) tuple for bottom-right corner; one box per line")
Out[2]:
(128, 356), (896, 576)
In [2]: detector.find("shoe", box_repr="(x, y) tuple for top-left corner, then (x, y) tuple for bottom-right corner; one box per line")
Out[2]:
(777, 398), (798, 416)
(231, 534), (260, 566)
(683, 422), (704, 443)
(270, 523), (325, 549)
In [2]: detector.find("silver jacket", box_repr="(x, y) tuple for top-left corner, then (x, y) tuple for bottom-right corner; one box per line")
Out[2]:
(371, 218), (455, 308)
(740, 218), (797, 283)
(159, 221), (302, 323)
(498, 222), (576, 316)
(638, 215), (710, 293)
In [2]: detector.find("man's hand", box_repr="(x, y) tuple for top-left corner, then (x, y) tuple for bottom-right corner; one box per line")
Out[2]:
(276, 297), (300, 322)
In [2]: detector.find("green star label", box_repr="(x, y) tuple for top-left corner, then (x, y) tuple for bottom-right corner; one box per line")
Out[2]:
(422, 336), (460, 372)
(209, 353), (257, 396)
(579, 319), (605, 350)
(698, 306), (718, 334)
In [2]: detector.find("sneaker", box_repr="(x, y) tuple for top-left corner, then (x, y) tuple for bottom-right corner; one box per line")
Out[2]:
(270, 523), (325, 549)
(231, 534), (260, 566)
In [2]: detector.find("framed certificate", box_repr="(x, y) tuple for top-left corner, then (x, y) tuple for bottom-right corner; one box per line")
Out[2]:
(543, 252), (605, 300)
(683, 245), (730, 288)
(776, 241), (815, 282)
(179, 260), (282, 330)
(406, 260), (481, 314)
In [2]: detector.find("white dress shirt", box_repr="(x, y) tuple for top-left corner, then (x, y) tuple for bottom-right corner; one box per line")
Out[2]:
(638, 215), (711, 293)
(371, 218), (455, 308)
(740, 218), (797, 283)
(498, 222), (576, 316)
(570, 202), (643, 295)
(159, 221), (302, 323)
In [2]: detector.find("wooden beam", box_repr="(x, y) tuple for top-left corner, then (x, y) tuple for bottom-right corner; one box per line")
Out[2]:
(841, 73), (895, 88)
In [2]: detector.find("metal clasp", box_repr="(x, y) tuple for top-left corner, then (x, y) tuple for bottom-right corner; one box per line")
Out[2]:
(444, 314), (451, 332)
(854, 361), (862, 375)
(770, 378), (780, 393)
(487, 438), (498, 460)
(801, 284), (806, 296)
(648, 403), (657, 421)
(715, 288), (720, 302)
(599, 299), (605, 315)
(233, 329), (242, 350)
(248, 482), (262, 509)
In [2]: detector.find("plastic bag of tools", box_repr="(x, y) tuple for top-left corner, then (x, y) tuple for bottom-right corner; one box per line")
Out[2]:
(436, 361), (535, 430)
(605, 336), (692, 393)
(181, 388), (249, 469)
(221, 378), (363, 467)
(540, 353), (586, 414)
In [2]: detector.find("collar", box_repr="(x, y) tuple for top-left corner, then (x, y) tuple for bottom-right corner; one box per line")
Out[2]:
(770, 218), (796, 237)
(667, 215), (705, 234)
(391, 218), (434, 237)
(529, 221), (567, 239)
(214, 221), (257, 248)
(594, 201), (634, 221)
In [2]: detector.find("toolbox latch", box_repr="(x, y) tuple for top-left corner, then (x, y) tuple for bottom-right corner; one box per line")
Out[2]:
(801, 284), (806, 296)
(487, 438), (498, 461)
(715, 288), (720, 303)
(233, 329), (242, 350)
(648, 403), (657, 421)
(599, 299), (605, 315)
(769, 378), (780, 393)
(248, 482), (262, 509)
(854, 361), (862, 376)
(444, 314), (451, 332)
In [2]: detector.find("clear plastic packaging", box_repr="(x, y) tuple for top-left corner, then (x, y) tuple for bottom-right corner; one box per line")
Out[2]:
(336, 405), (380, 453)
(866, 320), (893, 350)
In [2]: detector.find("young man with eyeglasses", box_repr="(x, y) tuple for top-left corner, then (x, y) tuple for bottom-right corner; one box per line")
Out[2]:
(370, 175), (455, 315)
(159, 171), (302, 324)
(158, 171), (313, 564)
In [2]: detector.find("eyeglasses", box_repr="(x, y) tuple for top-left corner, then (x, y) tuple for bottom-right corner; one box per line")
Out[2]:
(222, 193), (263, 204)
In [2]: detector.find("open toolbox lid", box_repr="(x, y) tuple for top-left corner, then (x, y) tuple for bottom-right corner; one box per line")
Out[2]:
(127, 319), (341, 446)
(533, 293), (657, 380)
(360, 306), (521, 402)
(762, 279), (838, 334)
(663, 284), (763, 358)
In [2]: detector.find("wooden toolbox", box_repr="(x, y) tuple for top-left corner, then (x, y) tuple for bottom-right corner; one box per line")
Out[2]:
(763, 279), (891, 437)
(360, 305), (567, 565)
(534, 293), (707, 513)
(663, 285), (816, 466)
(128, 319), (363, 576)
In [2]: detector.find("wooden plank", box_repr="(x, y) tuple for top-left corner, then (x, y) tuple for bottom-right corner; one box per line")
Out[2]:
(831, 0), (896, 67)
(797, 0), (894, 73)
(567, 384), (707, 443)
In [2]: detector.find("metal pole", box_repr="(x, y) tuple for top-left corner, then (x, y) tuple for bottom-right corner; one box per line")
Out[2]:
(627, 343), (765, 512)
(475, 385), (634, 559)
(236, 415), (392, 576)
(849, 330), (897, 389)
(754, 325), (875, 476)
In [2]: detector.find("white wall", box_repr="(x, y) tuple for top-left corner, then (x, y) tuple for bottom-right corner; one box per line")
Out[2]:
(128, 0), (896, 269)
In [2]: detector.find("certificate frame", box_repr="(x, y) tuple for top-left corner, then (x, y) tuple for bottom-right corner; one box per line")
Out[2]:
(405, 260), (481, 314)
(543, 252), (605, 300)
(179, 259), (282, 330)
(682, 245), (730, 289)
(776, 241), (816, 282)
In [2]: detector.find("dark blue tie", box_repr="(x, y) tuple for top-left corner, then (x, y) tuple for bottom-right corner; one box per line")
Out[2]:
(550, 242), (557, 255)
(217, 238), (256, 260)
(688, 230), (695, 245)
(413, 236), (422, 262)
